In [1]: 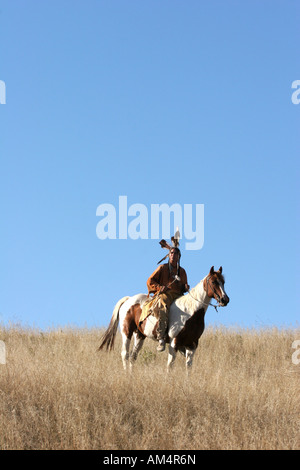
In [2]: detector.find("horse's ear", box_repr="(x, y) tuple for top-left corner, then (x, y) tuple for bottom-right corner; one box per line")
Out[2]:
(210, 266), (214, 275)
(218, 266), (223, 274)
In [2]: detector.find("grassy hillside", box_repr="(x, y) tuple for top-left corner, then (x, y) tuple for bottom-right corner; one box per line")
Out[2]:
(0, 325), (299, 450)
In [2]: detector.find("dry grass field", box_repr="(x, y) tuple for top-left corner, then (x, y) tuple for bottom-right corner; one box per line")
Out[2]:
(0, 325), (299, 450)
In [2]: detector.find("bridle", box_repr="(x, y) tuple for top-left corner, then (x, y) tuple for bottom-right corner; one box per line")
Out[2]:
(205, 274), (223, 304)
(187, 274), (225, 312)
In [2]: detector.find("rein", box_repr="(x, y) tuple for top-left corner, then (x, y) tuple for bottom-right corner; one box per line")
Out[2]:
(149, 274), (224, 313)
(187, 290), (220, 312)
(187, 275), (224, 312)
(146, 275), (180, 310)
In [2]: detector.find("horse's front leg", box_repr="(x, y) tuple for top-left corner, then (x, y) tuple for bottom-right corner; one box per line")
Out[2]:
(185, 347), (195, 375)
(167, 339), (177, 373)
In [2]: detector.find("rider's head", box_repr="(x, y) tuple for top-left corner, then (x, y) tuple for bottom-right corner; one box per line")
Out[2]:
(169, 247), (181, 267)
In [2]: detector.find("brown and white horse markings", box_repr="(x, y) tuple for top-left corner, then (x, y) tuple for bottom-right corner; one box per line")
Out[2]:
(98, 266), (229, 372)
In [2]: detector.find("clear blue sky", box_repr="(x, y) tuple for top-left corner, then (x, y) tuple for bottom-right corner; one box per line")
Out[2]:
(0, 0), (299, 330)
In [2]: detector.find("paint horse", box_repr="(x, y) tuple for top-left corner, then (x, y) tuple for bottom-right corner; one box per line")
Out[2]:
(98, 266), (229, 372)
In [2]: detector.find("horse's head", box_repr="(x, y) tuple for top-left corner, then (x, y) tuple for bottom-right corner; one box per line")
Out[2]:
(204, 266), (230, 307)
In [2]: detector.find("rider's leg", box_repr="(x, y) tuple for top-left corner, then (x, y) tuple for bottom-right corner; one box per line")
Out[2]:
(155, 292), (181, 352)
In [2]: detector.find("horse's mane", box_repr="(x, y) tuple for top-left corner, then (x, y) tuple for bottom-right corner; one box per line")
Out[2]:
(175, 277), (207, 314)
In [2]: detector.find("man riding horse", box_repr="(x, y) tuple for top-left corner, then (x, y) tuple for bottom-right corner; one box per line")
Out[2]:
(98, 229), (230, 371)
(145, 233), (190, 352)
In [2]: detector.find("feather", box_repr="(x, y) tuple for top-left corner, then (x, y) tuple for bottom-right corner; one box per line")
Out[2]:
(174, 227), (181, 240)
(171, 228), (180, 247)
(157, 253), (169, 265)
(171, 236), (179, 247)
(159, 239), (172, 250)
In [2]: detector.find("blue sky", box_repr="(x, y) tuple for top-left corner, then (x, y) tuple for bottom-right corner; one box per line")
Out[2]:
(0, 0), (299, 330)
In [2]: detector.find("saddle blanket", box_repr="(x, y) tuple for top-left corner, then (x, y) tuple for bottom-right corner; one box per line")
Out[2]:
(139, 296), (159, 324)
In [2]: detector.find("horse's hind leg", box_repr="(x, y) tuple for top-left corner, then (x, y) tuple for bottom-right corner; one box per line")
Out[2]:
(167, 339), (177, 373)
(130, 331), (145, 369)
(121, 333), (131, 371)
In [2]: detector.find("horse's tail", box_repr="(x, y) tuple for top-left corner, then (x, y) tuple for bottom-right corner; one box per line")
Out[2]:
(98, 296), (130, 351)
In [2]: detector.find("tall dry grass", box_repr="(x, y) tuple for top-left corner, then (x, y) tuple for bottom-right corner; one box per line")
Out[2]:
(0, 325), (299, 450)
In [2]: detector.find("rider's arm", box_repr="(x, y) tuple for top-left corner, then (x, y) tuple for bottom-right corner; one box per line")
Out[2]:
(147, 265), (165, 294)
(180, 268), (190, 293)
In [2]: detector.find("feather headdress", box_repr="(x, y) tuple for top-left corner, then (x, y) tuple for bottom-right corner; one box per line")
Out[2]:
(157, 228), (181, 264)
